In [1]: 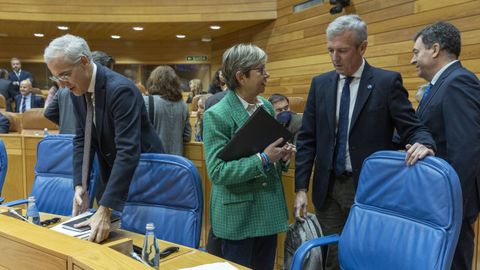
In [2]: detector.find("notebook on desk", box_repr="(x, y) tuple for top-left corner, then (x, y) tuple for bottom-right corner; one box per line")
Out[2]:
(218, 107), (293, 161)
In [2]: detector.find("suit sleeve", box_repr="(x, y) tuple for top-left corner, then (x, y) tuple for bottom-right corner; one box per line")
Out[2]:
(0, 114), (9, 133)
(183, 102), (192, 142)
(99, 86), (142, 210)
(388, 73), (436, 151)
(442, 74), (480, 203)
(44, 91), (60, 125)
(294, 78), (318, 191)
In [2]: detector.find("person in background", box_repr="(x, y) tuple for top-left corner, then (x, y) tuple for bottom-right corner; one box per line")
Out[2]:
(144, 65), (191, 155)
(193, 94), (210, 142)
(44, 81), (59, 108)
(268, 93), (303, 145)
(9, 57), (33, 95)
(203, 43), (296, 269)
(14, 79), (44, 113)
(412, 21), (480, 270)
(186, 78), (205, 103)
(294, 15), (436, 269)
(0, 113), (9, 133)
(0, 68), (16, 111)
(44, 34), (164, 243)
(91, 51), (115, 69)
(205, 69), (229, 110)
(208, 69), (228, 95)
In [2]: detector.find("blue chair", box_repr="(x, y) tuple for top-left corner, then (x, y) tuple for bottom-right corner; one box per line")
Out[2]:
(291, 151), (462, 270)
(121, 153), (203, 248)
(0, 140), (8, 203)
(4, 135), (98, 216)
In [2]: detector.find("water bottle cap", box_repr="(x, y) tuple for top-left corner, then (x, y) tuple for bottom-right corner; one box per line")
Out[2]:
(28, 196), (36, 202)
(146, 222), (155, 230)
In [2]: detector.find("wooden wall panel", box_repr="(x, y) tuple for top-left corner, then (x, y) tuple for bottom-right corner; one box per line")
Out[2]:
(210, 0), (480, 267)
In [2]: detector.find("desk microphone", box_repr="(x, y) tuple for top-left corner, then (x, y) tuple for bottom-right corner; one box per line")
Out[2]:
(8, 209), (32, 224)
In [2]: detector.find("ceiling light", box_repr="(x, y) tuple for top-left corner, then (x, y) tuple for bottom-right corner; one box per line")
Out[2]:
(57, 25), (69, 30)
(111, 35), (121, 39)
(210, 25), (221, 30)
(176, 34), (186, 39)
(201, 36), (212, 42)
(133, 26), (144, 31)
(34, 33), (44, 37)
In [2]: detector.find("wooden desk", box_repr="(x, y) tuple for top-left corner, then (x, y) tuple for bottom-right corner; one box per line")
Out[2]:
(0, 210), (249, 270)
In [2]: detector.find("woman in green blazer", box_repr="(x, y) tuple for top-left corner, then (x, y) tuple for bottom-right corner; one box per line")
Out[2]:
(203, 44), (296, 269)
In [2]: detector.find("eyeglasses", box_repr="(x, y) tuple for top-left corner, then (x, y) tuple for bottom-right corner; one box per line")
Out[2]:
(49, 58), (81, 83)
(250, 66), (268, 75)
(40, 217), (61, 227)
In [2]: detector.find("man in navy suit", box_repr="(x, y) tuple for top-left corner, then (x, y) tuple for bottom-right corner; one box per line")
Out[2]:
(293, 15), (436, 269)
(8, 57), (33, 95)
(44, 34), (164, 243)
(412, 22), (480, 270)
(14, 79), (44, 112)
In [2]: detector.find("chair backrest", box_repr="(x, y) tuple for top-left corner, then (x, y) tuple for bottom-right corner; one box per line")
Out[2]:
(339, 151), (462, 270)
(21, 108), (59, 135)
(288, 96), (305, 113)
(0, 140), (8, 197)
(121, 153), (203, 248)
(31, 134), (75, 216)
(3, 112), (22, 133)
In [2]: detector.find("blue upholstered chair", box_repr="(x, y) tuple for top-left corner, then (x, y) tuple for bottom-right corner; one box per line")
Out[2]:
(0, 140), (8, 203)
(291, 151), (462, 270)
(121, 153), (203, 248)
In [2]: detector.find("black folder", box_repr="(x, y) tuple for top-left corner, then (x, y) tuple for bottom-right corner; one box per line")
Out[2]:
(218, 107), (293, 161)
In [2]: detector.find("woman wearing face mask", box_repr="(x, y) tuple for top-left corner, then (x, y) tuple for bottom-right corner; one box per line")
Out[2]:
(268, 93), (303, 145)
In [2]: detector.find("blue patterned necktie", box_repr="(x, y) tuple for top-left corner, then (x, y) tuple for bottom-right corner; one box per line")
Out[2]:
(21, 96), (26, 113)
(418, 83), (433, 108)
(334, 76), (354, 176)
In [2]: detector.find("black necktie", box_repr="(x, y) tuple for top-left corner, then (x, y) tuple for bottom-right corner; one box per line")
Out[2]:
(21, 96), (26, 113)
(81, 93), (93, 193)
(334, 76), (354, 176)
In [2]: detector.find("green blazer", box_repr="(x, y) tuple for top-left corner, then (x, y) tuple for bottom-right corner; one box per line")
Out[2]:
(203, 90), (289, 240)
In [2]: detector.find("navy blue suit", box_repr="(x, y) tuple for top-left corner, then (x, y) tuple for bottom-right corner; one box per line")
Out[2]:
(8, 70), (33, 94)
(14, 94), (45, 112)
(295, 61), (436, 210)
(0, 113), (9, 133)
(416, 61), (480, 269)
(71, 64), (164, 211)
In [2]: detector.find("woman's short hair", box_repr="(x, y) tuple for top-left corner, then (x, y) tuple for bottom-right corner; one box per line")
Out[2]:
(221, 44), (267, 91)
(146, 65), (182, 102)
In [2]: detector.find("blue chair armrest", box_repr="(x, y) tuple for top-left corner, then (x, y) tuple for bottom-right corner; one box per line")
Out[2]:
(291, 234), (340, 270)
(3, 198), (28, 207)
(0, 197), (4, 203)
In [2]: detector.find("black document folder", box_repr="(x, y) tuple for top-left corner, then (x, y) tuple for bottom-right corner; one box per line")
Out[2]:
(218, 107), (293, 161)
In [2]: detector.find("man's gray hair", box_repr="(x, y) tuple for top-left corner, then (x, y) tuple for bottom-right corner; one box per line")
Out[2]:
(44, 34), (93, 64)
(221, 44), (267, 90)
(326, 14), (368, 45)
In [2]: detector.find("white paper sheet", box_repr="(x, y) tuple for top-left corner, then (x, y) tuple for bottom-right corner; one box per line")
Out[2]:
(178, 262), (238, 270)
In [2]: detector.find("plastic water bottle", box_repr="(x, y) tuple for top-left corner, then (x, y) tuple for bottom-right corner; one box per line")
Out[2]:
(44, 128), (49, 136)
(142, 223), (159, 269)
(26, 196), (40, 225)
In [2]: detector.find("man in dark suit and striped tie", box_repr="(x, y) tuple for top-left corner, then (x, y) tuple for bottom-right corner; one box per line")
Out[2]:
(14, 79), (44, 113)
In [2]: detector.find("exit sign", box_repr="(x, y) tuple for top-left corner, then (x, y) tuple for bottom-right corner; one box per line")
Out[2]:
(186, 55), (208, 61)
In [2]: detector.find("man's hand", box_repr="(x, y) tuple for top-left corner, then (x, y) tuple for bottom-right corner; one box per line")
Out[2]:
(264, 138), (286, 163)
(75, 206), (112, 243)
(281, 142), (297, 162)
(72, 185), (89, 216)
(294, 190), (308, 222)
(405, 142), (435, 166)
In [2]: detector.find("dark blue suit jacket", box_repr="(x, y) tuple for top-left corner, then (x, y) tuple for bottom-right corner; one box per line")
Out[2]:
(417, 61), (480, 220)
(295, 61), (436, 210)
(71, 64), (164, 211)
(0, 113), (9, 133)
(8, 70), (33, 93)
(14, 93), (45, 112)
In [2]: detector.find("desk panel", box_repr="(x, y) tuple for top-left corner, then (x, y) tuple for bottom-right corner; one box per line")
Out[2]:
(0, 134), (25, 202)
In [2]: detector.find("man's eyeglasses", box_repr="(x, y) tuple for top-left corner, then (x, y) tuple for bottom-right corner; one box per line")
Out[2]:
(40, 217), (61, 227)
(49, 58), (82, 83)
(251, 66), (268, 75)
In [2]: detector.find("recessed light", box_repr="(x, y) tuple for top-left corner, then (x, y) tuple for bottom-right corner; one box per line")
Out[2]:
(133, 26), (144, 31)
(210, 25), (221, 30)
(111, 35), (121, 39)
(57, 25), (69, 30)
(201, 36), (212, 42)
(34, 33), (44, 37)
(176, 34), (186, 39)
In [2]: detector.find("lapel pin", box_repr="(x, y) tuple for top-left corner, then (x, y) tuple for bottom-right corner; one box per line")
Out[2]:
(367, 84), (373, 90)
